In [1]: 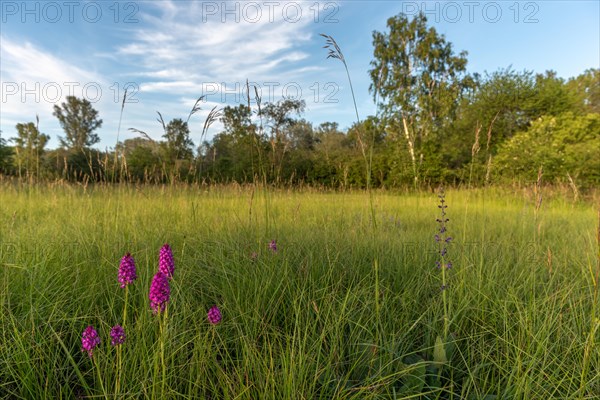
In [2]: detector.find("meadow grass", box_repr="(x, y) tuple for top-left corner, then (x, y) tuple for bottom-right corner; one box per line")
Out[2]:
(0, 184), (598, 399)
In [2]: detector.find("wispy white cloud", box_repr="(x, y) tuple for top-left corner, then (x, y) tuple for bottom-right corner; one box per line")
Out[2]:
(1, 38), (98, 85)
(140, 81), (200, 93)
(0, 36), (108, 143)
(117, 1), (319, 96)
(0, 1), (352, 147)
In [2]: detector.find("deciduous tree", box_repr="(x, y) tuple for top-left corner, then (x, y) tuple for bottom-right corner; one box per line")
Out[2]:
(53, 96), (103, 150)
(11, 120), (50, 177)
(369, 12), (473, 182)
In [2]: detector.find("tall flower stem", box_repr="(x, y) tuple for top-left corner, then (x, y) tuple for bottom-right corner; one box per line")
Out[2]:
(115, 345), (122, 395)
(93, 355), (108, 400)
(151, 312), (168, 399)
(114, 286), (128, 395)
(122, 285), (129, 327)
(151, 307), (168, 400)
(160, 306), (168, 398)
(436, 187), (452, 339)
(441, 259), (449, 339)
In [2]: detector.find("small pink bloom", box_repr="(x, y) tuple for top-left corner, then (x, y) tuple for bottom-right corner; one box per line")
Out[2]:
(159, 244), (175, 279)
(118, 253), (137, 288)
(149, 271), (170, 314)
(268, 240), (277, 252)
(110, 325), (126, 346)
(82, 326), (100, 357)
(207, 305), (222, 325)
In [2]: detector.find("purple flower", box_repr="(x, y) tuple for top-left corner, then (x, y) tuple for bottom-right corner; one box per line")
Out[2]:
(149, 271), (170, 314)
(118, 253), (137, 288)
(268, 240), (277, 253)
(110, 325), (126, 346)
(159, 244), (175, 279)
(207, 305), (222, 325)
(82, 326), (100, 357)
(435, 187), (452, 271)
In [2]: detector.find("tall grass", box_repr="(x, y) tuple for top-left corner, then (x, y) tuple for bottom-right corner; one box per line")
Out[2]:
(0, 184), (598, 398)
(321, 34), (377, 230)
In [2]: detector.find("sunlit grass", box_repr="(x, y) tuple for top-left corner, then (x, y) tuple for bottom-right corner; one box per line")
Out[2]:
(0, 184), (598, 398)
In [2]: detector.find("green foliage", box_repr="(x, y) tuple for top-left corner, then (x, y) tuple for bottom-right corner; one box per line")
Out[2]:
(206, 132), (261, 182)
(567, 68), (600, 114)
(369, 12), (472, 129)
(347, 116), (385, 147)
(0, 187), (597, 398)
(200, 105), (264, 182)
(53, 96), (103, 150)
(441, 67), (597, 186)
(161, 118), (194, 163)
(450, 69), (536, 154)
(369, 12), (474, 185)
(528, 71), (583, 117)
(495, 112), (600, 186)
(0, 133), (15, 174)
(260, 99), (306, 142)
(259, 98), (306, 182)
(11, 121), (50, 178)
(120, 138), (162, 182)
(42, 148), (106, 181)
(286, 119), (316, 151)
(1, 16), (597, 189)
(221, 104), (257, 140)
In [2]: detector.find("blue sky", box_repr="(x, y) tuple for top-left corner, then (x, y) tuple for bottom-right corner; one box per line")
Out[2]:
(1, 0), (598, 149)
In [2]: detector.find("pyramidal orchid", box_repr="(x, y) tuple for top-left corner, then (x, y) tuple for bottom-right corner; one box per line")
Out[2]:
(207, 305), (222, 325)
(82, 326), (100, 357)
(269, 240), (277, 253)
(149, 271), (170, 314)
(159, 244), (175, 279)
(110, 325), (126, 346)
(118, 253), (137, 288)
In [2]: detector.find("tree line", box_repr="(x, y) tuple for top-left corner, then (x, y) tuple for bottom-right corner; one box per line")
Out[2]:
(0, 12), (598, 189)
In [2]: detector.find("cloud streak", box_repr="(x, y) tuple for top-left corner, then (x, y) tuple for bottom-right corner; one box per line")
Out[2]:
(117, 1), (318, 95)
(0, 1), (353, 146)
(0, 36), (108, 144)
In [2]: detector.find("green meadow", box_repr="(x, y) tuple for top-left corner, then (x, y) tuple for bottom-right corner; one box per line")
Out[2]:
(0, 184), (598, 399)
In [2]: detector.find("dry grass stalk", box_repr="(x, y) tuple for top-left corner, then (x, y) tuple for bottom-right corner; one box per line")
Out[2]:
(485, 155), (493, 185)
(486, 111), (499, 151)
(566, 172), (579, 202)
(186, 96), (205, 124)
(472, 121), (482, 157)
(535, 166), (543, 215)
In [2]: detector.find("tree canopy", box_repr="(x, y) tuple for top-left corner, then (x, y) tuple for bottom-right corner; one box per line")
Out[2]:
(53, 96), (103, 151)
(1, 13), (598, 190)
